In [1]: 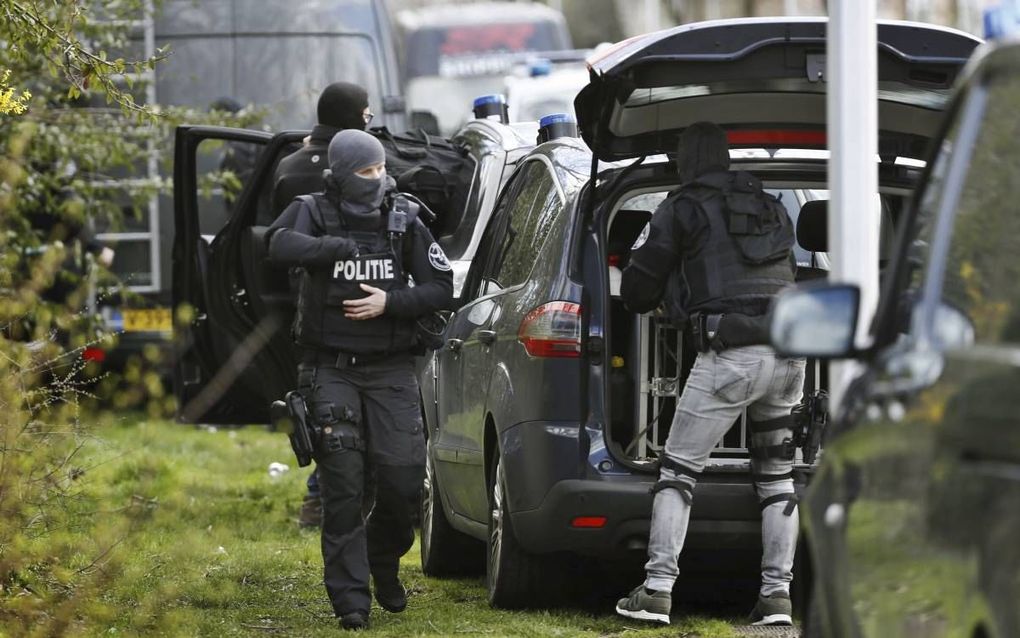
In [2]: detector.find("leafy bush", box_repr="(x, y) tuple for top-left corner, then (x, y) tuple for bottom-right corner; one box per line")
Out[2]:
(0, 2), (258, 633)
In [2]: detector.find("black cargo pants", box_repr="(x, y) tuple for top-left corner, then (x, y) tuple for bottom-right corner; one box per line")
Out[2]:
(299, 352), (425, 618)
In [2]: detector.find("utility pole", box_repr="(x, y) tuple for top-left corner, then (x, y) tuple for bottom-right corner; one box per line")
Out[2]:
(828, 0), (879, 407)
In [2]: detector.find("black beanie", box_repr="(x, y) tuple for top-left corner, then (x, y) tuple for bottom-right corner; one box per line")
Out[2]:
(676, 121), (730, 182)
(317, 82), (369, 130)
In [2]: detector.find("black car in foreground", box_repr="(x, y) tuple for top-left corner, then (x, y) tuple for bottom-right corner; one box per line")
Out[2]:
(771, 38), (1018, 638)
(417, 17), (980, 609)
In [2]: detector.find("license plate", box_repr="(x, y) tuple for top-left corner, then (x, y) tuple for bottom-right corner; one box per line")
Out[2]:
(122, 308), (172, 332)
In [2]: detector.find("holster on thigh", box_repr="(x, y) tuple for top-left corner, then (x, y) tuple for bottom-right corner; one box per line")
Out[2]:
(748, 415), (798, 516)
(312, 402), (366, 454)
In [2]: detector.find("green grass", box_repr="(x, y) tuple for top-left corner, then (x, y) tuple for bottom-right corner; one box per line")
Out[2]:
(25, 416), (742, 637)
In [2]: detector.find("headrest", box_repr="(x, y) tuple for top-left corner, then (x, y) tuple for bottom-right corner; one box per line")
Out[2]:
(608, 209), (652, 253)
(797, 200), (828, 253)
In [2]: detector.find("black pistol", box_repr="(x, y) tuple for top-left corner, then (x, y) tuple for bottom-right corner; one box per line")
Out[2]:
(271, 391), (316, 467)
(793, 390), (828, 465)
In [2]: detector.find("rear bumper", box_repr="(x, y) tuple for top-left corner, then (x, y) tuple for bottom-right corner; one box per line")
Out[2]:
(511, 476), (781, 555)
(498, 420), (811, 557)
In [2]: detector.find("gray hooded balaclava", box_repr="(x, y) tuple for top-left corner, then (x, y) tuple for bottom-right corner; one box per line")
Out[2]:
(326, 129), (388, 217)
(676, 121), (730, 183)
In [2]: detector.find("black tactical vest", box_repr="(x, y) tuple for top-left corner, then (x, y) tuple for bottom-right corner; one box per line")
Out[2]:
(293, 194), (417, 354)
(670, 171), (795, 317)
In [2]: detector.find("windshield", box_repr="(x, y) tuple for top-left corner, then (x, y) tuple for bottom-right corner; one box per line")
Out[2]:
(406, 75), (508, 136)
(403, 21), (569, 80)
(156, 33), (382, 130)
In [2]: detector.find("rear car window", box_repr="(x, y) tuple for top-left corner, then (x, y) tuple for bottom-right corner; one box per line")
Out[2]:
(487, 162), (558, 289)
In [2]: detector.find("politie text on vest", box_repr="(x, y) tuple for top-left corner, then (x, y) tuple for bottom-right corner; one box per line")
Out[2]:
(333, 258), (396, 281)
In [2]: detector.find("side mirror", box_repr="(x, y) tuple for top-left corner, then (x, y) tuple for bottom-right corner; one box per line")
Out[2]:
(930, 300), (975, 350)
(770, 284), (861, 358)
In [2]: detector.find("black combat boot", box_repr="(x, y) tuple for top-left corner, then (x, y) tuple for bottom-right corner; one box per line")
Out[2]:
(373, 574), (407, 613)
(339, 611), (368, 631)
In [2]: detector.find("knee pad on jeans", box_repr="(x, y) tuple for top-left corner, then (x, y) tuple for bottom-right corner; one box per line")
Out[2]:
(654, 457), (701, 505)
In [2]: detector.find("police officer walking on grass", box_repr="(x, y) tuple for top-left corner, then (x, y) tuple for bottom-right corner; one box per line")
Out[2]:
(268, 81), (377, 530)
(615, 122), (805, 627)
(266, 129), (453, 631)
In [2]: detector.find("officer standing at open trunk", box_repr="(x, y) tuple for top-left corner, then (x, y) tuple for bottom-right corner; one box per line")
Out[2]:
(615, 122), (805, 627)
(266, 129), (453, 631)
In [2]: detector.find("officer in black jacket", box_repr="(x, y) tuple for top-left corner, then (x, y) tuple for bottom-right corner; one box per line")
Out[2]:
(614, 122), (805, 628)
(267, 129), (453, 631)
(269, 81), (373, 529)
(270, 82), (373, 217)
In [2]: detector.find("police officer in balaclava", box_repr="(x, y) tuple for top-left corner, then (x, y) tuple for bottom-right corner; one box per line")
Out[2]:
(269, 81), (375, 531)
(266, 129), (453, 631)
(614, 122), (804, 627)
(270, 82), (374, 216)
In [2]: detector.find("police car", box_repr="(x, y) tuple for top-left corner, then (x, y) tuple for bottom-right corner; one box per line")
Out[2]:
(503, 57), (590, 123)
(416, 17), (981, 609)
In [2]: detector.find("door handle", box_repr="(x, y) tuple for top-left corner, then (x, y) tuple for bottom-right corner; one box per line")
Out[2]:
(477, 329), (497, 346)
(447, 338), (463, 353)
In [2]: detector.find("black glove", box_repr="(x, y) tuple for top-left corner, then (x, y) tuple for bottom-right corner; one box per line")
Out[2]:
(323, 236), (359, 260)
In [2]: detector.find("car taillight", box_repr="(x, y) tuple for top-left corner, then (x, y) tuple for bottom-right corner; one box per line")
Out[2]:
(727, 129), (827, 147)
(518, 301), (581, 358)
(571, 516), (607, 528)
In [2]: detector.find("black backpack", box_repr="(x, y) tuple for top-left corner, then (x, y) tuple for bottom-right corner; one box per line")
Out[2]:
(368, 126), (474, 237)
(686, 171), (794, 265)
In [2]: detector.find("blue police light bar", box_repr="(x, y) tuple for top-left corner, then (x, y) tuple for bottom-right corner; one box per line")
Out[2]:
(539, 113), (575, 127)
(529, 58), (553, 77)
(472, 94), (505, 109)
(472, 94), (509, 123)
(537, 113), (577, 143)
(985, 1), (1020, 39)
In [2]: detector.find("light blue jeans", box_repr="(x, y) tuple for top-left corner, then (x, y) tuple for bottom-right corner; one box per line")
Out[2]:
(644, 345), (806, 597)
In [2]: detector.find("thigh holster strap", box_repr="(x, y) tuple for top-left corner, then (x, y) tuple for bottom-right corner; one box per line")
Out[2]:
(752, 471), (793, 484)
(759, 492), (798, 516)
(749, 439), (796, 461)
(660, 456), (703, 480)
(749, 415), (795, 433)
(320, 422), (365, 453)
(650, 480), (693, 505)
(314, 403), (358, 425)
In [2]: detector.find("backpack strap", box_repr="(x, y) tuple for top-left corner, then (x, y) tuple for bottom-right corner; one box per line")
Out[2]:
(299, 193), (345, 237)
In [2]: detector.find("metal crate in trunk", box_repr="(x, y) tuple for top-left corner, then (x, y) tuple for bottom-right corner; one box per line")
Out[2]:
(611, 307), (824, 465)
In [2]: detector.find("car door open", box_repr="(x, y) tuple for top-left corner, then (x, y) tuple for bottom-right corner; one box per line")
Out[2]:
(172, 125), (306, 424)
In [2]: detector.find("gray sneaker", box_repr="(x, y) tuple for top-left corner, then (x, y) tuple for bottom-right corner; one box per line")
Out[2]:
(749, 591), (793, 626)
(615, 585), (671, 625)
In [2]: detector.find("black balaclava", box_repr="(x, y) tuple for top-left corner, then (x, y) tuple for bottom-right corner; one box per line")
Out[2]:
(676, 121), (730, 183)
(317, 82), (369, 130)
(326, 129), (388, 217)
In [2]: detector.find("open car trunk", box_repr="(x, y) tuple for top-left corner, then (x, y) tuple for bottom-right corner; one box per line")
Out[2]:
(599, 177), (835, 470)
(591, 159), (920, 469)
(572, 18), (979, 470)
